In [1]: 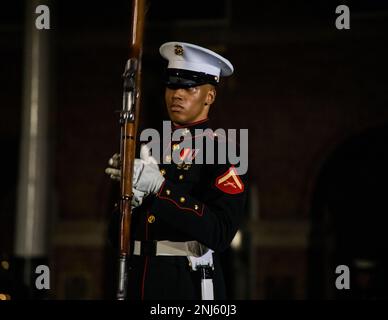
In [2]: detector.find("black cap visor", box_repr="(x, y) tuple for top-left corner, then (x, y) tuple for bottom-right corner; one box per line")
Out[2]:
(165, 68), (218, 89)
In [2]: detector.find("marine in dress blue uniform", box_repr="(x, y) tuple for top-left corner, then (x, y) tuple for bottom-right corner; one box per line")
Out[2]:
(106, 42), (248, 300)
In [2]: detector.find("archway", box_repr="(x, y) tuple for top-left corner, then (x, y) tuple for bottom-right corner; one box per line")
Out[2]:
(308, 125), (388, 299)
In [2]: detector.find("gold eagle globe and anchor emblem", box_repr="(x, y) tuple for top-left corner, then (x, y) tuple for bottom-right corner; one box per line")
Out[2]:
(174, 45), (184, 56)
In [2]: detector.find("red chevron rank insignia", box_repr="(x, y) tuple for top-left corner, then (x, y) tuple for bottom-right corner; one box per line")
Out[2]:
(215, 167), (244, 194)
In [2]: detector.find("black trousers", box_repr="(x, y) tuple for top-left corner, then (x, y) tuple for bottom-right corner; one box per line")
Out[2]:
(127, 255), (226, 300)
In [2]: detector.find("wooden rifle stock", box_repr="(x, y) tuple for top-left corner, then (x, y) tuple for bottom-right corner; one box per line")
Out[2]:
(116, 0), (145, 300)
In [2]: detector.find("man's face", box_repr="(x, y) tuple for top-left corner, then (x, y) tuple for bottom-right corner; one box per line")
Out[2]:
(165, 84), (216, 125)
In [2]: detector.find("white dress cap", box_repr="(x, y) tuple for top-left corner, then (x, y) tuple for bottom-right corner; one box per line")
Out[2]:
(159, 42), (234, 79)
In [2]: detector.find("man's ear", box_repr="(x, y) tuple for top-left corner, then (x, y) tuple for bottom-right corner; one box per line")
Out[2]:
(205, 87), (216, 106)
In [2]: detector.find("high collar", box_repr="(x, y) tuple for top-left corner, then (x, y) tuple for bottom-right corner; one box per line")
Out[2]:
(172, 118), (210, 135)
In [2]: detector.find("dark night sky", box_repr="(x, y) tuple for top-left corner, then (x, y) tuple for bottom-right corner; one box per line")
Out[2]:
(2, 0), (388, 27)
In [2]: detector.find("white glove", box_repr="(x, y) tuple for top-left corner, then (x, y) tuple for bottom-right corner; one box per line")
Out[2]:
(105, 153), (121, 181)
(105, 154), (144, 183)
(105, 154), (146, 209)
(105, 144), (165, 202)
(131, 188), (147, 209)
(133, 144), (165, 195)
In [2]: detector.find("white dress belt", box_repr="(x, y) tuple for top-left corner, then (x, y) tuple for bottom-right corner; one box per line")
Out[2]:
(133, 240), (203, 257)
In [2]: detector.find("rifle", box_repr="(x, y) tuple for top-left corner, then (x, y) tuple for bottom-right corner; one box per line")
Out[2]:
(116, 0), (145, 300)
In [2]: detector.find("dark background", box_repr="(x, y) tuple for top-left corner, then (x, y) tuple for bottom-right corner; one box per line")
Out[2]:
(1, 0), (388, 299)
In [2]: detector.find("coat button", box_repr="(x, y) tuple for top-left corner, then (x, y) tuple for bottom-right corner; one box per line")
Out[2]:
(166, 189), (171, 196)
(194, 205), (199, 210)
(178, 174), (184, 180)
(147, 214), (156, 224)
(160, 169), (166, 176)
(179, 197), (186, 203)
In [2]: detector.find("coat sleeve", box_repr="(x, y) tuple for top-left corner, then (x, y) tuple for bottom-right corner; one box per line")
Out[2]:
(149, 164), (248, 252)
